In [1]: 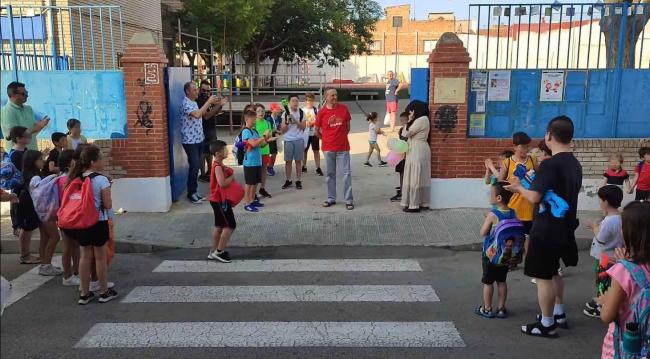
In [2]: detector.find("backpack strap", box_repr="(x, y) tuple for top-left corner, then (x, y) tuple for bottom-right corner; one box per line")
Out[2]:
(491, 208), (508, 221)
(619, 260), (650, 289)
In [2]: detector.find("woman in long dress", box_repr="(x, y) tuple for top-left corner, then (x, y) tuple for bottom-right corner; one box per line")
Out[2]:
(400, 100), (431, 212)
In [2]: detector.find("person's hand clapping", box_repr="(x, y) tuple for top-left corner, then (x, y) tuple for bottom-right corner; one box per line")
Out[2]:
(504, 177), (522, 193)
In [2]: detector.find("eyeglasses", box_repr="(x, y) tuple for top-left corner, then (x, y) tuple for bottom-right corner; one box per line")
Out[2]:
(16, 90), (28, 97)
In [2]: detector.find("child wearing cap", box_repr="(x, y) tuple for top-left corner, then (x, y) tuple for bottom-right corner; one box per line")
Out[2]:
(266, 103), (283, 177)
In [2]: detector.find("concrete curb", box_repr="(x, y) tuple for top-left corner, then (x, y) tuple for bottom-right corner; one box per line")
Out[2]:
(0, 236), (593, 254)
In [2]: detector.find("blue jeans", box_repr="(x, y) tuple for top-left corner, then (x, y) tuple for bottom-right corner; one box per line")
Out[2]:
(324, 151), (353, 204)
(183, 143), (203, 197)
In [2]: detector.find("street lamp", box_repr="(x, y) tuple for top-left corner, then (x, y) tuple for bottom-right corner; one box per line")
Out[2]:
(392, 15), (403, 74)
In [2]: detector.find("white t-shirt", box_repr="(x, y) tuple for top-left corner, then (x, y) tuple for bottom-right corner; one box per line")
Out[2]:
(302, 107), (317, 136)
(590, 214), (623, 259)
(282, 108), (305, 142)
(369, 122), (378, 142)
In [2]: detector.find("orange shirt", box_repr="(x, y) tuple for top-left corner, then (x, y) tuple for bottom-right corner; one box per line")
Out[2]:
(502, 155), (537, 222)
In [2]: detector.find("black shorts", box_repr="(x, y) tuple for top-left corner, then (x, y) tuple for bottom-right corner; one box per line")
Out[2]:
(521, 221), (533, 235)
(395, 159), (405, 173)
(17, 190), (40, 231)
(305, 136), (320, 151)
(210, 201), (237, 229)
(482, 256), (508, 284)
(269, 140), (278, 155)
(524, 237), (579, 280)
(244, 166), (262, 185)
(62, 220), (109, 247)
(636, 189), (650, 201)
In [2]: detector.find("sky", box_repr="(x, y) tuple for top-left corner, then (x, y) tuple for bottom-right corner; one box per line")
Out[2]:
(375, 0), (595, 20)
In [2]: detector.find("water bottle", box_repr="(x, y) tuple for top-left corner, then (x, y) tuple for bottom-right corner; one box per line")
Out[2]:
(623, 322), (641, 356)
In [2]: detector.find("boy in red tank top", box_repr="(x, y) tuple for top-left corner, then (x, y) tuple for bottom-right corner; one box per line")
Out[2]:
(207, 140), (240, 263)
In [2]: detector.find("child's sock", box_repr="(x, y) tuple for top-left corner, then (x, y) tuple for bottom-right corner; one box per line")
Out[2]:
(541, 316), (554, 327)
(553, 304), (564, 315)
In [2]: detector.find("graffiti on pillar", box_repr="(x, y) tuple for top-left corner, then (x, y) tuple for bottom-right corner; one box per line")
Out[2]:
(433, 105), (458, 133)
(134, 78), (154, 135)
(144, 63), (160, 85)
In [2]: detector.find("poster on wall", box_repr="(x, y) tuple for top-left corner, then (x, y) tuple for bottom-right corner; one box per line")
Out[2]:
(539, 70), (565, 102)
(471, 71), (488, 90)
(475, 90), (486, 112)
(487, 70), (511, 101)
(469, 113), (486, 137)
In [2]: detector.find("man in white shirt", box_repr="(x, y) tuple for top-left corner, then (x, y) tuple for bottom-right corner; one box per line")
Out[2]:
(280, 95), (307, 190)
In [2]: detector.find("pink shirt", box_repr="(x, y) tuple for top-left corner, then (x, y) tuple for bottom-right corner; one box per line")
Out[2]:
(601, 262), (650, 358)
(55, 175), (67, 203)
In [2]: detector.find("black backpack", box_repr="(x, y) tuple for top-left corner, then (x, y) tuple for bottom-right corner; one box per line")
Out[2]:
(233, 127), (259, 166)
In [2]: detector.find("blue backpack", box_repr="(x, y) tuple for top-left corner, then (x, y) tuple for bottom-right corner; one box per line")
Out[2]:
(482, 209), (526, 266)
(613, 260), (650, 359)
(0, 150), (22, 191)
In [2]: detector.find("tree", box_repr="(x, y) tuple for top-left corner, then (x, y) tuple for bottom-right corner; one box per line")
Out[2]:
(241, 0), (383, 83)
(600, 0), (650, 68)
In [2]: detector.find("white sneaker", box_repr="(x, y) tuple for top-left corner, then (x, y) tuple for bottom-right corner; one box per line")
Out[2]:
(90, 281), (115, 292)
(531, 278), (537, 284)
(38, 264), (63, 276)
(62, 275), (81, 286)
(207, 251), (218, 260)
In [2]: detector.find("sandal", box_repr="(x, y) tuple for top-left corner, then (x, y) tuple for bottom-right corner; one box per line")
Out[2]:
(322, 201), (336, 208)
(496, 307), (508, 319)
(346, 203), (354, 210)
(474, 305), (495, 318)
(20, 255), (41, 264)
(521, 321), (558, 338)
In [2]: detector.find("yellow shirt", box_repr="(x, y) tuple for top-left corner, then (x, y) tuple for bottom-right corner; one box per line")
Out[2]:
(502, 155), (537, 222)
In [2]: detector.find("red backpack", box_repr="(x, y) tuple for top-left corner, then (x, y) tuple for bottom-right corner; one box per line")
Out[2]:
(57, 173), (100, 230)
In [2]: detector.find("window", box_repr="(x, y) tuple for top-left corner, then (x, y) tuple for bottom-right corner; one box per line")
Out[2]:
(392, 16), (403, 28)
(369, 41), (381, 51)
(423, 40), (436, 53)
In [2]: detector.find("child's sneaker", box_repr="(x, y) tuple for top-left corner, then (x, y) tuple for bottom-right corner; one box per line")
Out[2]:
(296, 181), (303, 190)
(267, 167), (275, 176)
(78, 292), (96, 305)
(90, 281), (115, 292)
(316, 168), (324, 176)
(282, 180), (293, 189)
(244, 204), (259, 212)
(583, 306), (601, 318)
(378, 161), (388, 167)
(259, 188), (272, 198)
(215, 251), (231, 263)
(62, 275), (81, 286)
(496, 308), (508, 319)
(38, 264), (63, 276)
(585, 299), (598, 310)
(474, 305), (495, 318)
(363, 162), (372, 167)
(98, 288), (119, 303)
(521, 321), (558, 338)
(251, 199), (264, 207)
(189, 193), (202, 204)
(302, 166), (307, 173)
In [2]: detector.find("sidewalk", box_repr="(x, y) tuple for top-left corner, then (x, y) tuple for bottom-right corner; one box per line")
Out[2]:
(0, 101), (599, 252)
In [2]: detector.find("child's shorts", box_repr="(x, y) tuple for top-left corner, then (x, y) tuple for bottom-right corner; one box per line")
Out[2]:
(244, 166), (262, 185)
(262, 155), (270, 167)
(269, 141), (278, 155)
(482, 256), (508, 284)
(210, 201), (236, 229)
(62, 221), (109, 247)
(305, 136), (320, 151)
(636, 189), (650, 201)
(368, 140), (377, 145)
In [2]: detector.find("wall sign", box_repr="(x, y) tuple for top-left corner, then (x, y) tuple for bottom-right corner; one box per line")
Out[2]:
(144, 63), (159, 85)
(469, 113), (486, 137)
(488, 70), (511, 101)
(540, 70), (565, 102)
(434, 77), (466, 104)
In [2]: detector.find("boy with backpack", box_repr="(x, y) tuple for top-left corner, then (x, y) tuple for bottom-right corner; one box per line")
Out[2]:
(506, 116), (582, 338)
(475, 180), (525, 319)
(281, 95), (306, 190)
(241, 110), (266, 213)
(265, 103), (283, 176)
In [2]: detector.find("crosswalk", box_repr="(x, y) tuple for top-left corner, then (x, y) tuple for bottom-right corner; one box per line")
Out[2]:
(75, 258), (465, 349)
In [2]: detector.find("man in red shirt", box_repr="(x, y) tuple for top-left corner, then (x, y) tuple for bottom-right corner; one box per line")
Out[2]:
(315, 89), (354, 210)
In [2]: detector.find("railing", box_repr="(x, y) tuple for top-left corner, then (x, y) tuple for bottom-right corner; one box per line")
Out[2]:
(1, 4), (124, 76)
(468, 2), (650, 69)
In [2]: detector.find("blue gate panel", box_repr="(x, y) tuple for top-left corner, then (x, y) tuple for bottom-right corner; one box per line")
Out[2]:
(0, 70), (127, 140)
(468, 69), (650, 138)
(410, 68), (429, 103)
(165, 67), (191, 202)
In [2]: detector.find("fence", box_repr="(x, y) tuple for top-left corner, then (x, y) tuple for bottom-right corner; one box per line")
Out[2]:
(468, 2), (650, 69)
(1, 4), (124, 77)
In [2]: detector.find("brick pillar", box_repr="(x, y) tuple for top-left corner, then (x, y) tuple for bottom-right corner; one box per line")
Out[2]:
(110, 32), (172, 212)
(428, 32), (472, 179)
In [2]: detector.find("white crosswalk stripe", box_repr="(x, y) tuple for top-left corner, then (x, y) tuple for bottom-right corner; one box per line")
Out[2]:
(153, 259), (423, 272)
(76, 321), (465, 348)
(76, 258), (465, 349)
(121, 285), (440, 303)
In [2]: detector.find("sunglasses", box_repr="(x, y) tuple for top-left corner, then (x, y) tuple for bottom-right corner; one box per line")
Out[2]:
(16, 90), (28, 97)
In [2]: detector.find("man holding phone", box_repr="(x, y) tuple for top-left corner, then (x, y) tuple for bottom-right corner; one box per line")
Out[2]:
(1, 82), (50, 150)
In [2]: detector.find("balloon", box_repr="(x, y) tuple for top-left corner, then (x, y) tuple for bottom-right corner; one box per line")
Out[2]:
(387, 138), (398, 150)
(393, 139), (409, 154)
(386, 150), (405, 167)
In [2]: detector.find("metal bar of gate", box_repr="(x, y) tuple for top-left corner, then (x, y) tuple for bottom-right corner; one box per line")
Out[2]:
(546, 7), (552, 68)
(496, 9), (501, 68)
(505, 5), (512, 68)
(30, 10), (38, 70)
(527, 5), (533, 69)
(486, 5), (491, 68)
(108, 8), (115, 68)
(628, 4), (637, 69)
(59, 8), (66, 69)
(89, 7), (96, 70)
(99, 7), (106, 70)
(69, 8), (76, 70)
(640, 4), (649, 68)
(556, 5), (563, 68)
(19, 8), (27, 70)
(577, 5), (584, 68)
(537, 5), (542, 68)
(78, 7), (87, 70)
(6, 5), (19, 79)
(476, 5), (481, 69)
(566, 6), (573, 68)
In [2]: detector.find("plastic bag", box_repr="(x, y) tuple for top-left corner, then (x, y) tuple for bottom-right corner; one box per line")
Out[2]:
(383, 112), (391, 126)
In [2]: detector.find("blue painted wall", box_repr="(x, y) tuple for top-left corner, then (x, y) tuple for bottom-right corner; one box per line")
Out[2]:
(467, 69), (650, 138)
(165, 67), (191, 202)
(410, 68), (429, 103)
(0, 70), (127, 140)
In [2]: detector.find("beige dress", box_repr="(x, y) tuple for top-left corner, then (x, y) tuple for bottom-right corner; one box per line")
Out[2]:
(400, 116), (431, 209)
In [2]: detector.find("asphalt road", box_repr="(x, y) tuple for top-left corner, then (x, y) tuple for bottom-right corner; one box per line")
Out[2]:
(1, 247), (606, 359)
